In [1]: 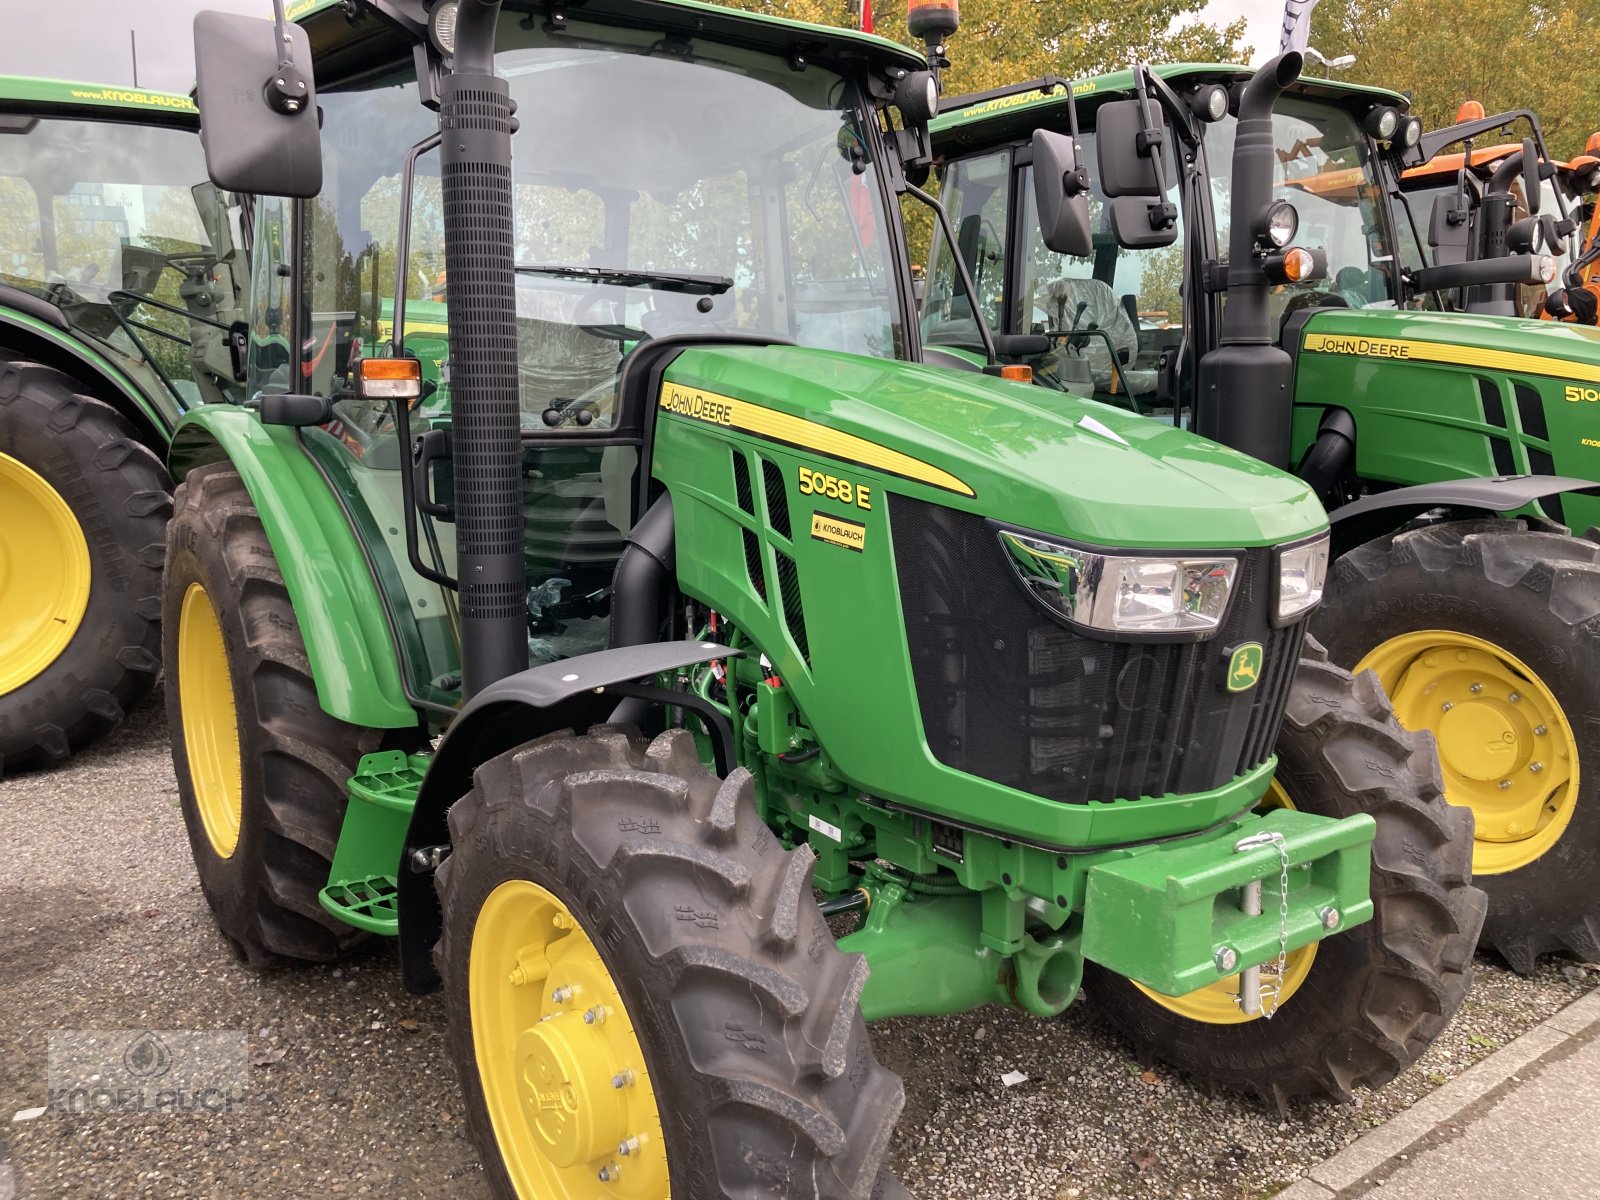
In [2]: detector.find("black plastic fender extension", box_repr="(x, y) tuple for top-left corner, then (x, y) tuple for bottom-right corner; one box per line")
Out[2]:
(1328, 474), (1600, 558)
(396, 639), (739, 992)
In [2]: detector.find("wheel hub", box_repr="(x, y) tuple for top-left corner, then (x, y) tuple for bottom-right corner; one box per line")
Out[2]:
(0, 452), (91, 696)
(517, 1013), (628, 1167)
(1356, 630), (1579, 875)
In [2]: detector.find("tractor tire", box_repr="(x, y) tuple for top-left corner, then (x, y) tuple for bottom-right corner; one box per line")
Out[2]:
(0, 354), (168, 773)
(434, 724), (908, 1200)
(164, 462), (386, 966)
(1084, 639), (1485, 1105)
(1314, 519), (1600, 973)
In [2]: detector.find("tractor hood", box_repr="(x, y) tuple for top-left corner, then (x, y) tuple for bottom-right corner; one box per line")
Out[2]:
(1294, 307), (1600, 378)
(660, 344), (1327, 549)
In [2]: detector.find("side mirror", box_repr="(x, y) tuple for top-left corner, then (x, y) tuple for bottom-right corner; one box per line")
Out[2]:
(1107, 195), (1177, 249)
(193, 11), (322, 198)
(1095, 99), (1162, 197)
(1031, 130), (1092, 258)
(1522, 138), (1541, 214)
(1428, 193), (1471, 258)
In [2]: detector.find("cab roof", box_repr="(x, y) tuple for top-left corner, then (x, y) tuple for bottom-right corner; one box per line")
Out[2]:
(287, 0), (925, 87)
(0, 75), (196, 123)
(930, 62), (1408, 153)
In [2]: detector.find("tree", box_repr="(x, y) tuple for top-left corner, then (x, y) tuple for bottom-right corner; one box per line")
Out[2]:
(727, 0), (1248, 96)
(1310, 0), (1600, 160)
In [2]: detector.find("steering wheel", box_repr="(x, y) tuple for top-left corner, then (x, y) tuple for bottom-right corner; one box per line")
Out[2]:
(572, 288), (650, 343)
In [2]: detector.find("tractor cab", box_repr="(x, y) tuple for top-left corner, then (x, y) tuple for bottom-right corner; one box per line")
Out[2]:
(0, 78), (247, 418)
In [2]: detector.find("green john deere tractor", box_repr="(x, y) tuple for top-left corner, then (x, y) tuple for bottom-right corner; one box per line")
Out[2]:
(172, 3), (1481, 1193)
(929, 58), (1600, 974)
(0, 77), (247, 772)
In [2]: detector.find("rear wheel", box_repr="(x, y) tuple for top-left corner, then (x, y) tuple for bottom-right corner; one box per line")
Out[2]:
(1314, 520), (1600, 971)
(0, 354), (168, 772)
(435, 725), (908, 1199)
(1084, 641), (1485, 1104)
(164, 463), (392, 965)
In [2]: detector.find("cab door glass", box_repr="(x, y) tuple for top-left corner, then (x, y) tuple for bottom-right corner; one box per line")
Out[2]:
(922, 148), (1010, 350)
(1013, 133), (1186, 419)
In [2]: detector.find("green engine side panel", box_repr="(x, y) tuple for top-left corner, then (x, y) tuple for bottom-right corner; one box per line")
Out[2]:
(0, 307), (178, 439)
(167, 407), (417, 730)
(1290, 309), (1600, 532)
(652, 344), (1326, 845)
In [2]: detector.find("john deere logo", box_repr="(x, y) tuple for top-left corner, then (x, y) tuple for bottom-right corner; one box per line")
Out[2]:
(1226, 643), (1264, 693)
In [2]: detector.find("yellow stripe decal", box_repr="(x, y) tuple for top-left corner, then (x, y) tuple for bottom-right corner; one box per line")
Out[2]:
(658, 381), (975, 497)
(1302, 332), (1600, 384)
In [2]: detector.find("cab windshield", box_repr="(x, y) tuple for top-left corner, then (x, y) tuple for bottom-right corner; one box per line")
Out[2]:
(1208, 97), (1401, 320)
(928, 130), (1187, 417)
(0, 115), (244, 416)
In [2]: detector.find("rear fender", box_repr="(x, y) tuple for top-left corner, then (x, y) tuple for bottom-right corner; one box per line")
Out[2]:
(1329, 474), (1600, 557)
(167, 407), (417, 729)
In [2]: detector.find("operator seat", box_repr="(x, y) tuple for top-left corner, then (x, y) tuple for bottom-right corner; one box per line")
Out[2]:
(1036, 276), (1157, 396)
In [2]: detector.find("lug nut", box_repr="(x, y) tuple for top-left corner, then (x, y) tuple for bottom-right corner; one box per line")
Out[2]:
(1441, 701), (1454, 712)
(583, 1006), (607, 1025)
(611, 1069), (636, 1089)
(1214, 946), (1239, 973)
(1508, 822), (1523, 836)
(1499, 780), (1513, 790)
(1509, 692), (1521, 703)
(1318, 906), (1341, 930)
(598, 1163), (621, 1182)
(552, 913), (573, 930)
(1470, 682), (1484, 693)
(1535, 725), (1548, 736)
(1531, 762), (1544, 774)
(551, 985), (573, 1003)
(619, 1136), (641, 1157)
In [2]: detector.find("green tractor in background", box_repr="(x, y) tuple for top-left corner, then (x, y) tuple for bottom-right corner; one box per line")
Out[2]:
(928, 59), (1600, 975)
(170, 2), (1481, 1193)
(0, 77), (247, 772)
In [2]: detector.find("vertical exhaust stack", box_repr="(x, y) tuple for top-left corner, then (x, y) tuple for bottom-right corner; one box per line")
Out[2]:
(440, 0), (527, 697)
(1195, 52), (1303, 469)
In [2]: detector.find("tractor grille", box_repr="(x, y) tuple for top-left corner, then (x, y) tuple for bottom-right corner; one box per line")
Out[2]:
(891, 496), (1303, 805)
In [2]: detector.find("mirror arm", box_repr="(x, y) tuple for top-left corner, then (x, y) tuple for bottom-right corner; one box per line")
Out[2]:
(905, 179), (998, 366)
(392, 130), (444, 358)
(1139, 66), (1203, 150)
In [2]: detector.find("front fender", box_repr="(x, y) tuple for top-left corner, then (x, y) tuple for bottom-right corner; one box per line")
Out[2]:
(395, 639), (736, 993)
(168, 408), (417, 729)
(1329, 474), (1600, 556)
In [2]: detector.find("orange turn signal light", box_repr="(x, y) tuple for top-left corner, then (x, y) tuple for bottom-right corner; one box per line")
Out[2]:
(359, 357), (423, 400)
(1587, 131), (1600, 156)
(1282, 247), (1315, 282)
(999, 364), (1033, 382)
(1456, 100), (1485, 122)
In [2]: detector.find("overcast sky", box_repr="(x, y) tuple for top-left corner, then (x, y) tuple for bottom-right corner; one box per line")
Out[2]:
(0, 0), (1291, 91)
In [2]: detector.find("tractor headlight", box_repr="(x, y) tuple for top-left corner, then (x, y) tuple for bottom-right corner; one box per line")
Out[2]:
(1275, 532), (1330, 624)
(999, 529), (1237, 637)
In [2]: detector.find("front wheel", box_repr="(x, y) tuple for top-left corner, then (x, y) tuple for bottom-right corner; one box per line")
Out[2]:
(1084, 640), (1486, 1104)
(1314, 520), (1600, 972)
(434, 725), (908, 1199)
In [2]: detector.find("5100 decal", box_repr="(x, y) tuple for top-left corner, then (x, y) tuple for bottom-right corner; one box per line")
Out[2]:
(1566, 385), (1600, 403)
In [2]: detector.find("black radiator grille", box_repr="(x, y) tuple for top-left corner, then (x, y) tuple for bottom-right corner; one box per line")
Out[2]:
(892, 496), (1304, 805)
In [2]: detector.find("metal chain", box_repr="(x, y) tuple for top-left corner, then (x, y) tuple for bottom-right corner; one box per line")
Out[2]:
(1263, 833), (1290, 1021)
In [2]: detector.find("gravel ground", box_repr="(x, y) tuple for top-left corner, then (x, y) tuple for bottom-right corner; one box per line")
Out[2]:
(1, 690), (1595, 1200)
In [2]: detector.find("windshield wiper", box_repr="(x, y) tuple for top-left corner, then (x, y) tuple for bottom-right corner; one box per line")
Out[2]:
(514, 263), (733, 295)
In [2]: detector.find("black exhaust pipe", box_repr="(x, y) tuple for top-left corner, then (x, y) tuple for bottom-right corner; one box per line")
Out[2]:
(1472, 151), (1524, 314)
(439, 0), (527, 698)
(1195, 52), (1303, 469)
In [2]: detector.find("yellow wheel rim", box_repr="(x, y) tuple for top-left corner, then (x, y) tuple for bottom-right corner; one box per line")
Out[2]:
(0, 452), (91, 696)
(177, 583), (243, 859)
(1357, 630), (1578, 875)
(1132, 779), (1318, 1024)
(471, 879), (670, 1200)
